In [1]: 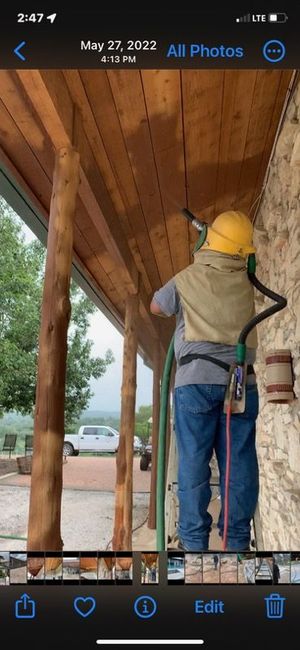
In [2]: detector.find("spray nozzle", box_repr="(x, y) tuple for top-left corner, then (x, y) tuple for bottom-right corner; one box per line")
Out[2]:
(181, 208), (206, 232)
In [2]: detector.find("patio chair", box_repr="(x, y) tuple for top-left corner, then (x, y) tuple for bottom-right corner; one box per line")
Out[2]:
(2, 434), (17, 458)
(25, 434), (33, 456)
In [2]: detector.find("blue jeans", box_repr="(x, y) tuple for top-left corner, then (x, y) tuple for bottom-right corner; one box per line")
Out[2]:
(174, 384), (259, 551)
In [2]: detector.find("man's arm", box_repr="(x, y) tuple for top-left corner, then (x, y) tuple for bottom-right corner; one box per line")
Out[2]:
(150, 299), (169, 317)
(150, 278), (179, 317)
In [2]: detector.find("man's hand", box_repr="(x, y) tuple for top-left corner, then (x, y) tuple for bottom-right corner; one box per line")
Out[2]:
(150, 300), (169, 317)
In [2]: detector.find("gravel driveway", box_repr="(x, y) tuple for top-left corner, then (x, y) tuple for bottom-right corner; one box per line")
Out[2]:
(0, 456), (151, 551)
(0, 485), (149, 551)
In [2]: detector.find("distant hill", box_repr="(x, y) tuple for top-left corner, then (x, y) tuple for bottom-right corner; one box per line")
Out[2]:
(0, 410), (120, 424)
(0, 412), (33, 425)
(81, 410), (120, 419)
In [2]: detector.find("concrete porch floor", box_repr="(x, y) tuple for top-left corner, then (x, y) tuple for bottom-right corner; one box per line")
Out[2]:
(133, 493), (222, 551)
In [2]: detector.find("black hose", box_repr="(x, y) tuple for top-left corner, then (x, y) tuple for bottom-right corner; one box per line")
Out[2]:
(182, 208), (196, 223)
(181, 208), (207, 234)
(238, 274), (287, 345)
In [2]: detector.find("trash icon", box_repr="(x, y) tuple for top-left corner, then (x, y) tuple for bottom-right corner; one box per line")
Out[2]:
(264, 593), (286, 619)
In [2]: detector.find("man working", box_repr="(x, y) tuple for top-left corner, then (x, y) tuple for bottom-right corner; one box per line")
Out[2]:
(150, 211), (259, 551)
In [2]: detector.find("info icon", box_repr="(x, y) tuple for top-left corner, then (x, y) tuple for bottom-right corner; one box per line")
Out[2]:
(134, 595), (157, 619)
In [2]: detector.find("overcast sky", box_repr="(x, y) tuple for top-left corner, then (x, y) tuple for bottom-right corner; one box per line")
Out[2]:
(21, 221), (153, 412)
(87, 309), (153, 411)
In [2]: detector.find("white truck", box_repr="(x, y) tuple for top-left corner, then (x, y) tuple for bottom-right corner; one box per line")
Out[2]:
(63, 425), (142, 456)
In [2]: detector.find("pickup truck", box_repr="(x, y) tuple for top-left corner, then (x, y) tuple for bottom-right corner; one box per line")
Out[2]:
(63, 425), (142, 456)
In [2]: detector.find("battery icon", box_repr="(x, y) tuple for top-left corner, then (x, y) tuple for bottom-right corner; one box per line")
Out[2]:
(268, 13), (288, 22)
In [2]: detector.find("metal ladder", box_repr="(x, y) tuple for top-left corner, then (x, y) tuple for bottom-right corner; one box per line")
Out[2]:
(165, 426), (179, 548)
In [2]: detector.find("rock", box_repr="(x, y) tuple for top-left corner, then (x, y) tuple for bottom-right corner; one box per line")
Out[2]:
(276, 123), (300, 158)
(291, 132), (300, 166)
(272, 461), (286, 476)
(253, 79), (300, 549)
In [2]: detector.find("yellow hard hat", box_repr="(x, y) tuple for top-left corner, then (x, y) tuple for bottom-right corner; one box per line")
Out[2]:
(203, 210), (256, 257)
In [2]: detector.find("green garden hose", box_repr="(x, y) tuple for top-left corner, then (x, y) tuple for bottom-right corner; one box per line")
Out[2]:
(156, 335), (175, 551)
(0, 534), (27, 541)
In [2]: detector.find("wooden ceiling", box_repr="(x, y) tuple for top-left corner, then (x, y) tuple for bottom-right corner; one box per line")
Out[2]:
(0, 69), (293, 363)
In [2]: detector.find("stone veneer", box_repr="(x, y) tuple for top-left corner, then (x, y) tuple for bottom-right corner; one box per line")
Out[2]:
(253, 78), (300, 550)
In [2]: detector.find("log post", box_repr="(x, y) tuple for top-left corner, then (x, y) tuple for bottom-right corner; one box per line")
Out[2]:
(148, 339), (161, 529)
(27, 146), (80, 551)
(113, 294), (139, 550)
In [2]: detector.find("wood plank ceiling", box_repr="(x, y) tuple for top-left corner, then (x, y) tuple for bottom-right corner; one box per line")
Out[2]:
(0, 69), (293, 363)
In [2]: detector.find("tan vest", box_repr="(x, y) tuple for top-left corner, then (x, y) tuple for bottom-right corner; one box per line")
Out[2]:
(175, 251), (257, 348)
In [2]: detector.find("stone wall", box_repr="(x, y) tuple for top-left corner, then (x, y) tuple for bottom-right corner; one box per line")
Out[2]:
(254, 78), (300, 550)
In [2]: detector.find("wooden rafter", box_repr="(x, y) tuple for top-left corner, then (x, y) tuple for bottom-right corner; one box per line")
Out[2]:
(15, 69), (170, 352)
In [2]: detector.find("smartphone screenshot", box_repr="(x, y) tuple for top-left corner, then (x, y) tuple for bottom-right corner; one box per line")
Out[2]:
(0, 7), (299, 648)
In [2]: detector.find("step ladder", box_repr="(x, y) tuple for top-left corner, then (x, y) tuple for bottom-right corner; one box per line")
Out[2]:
(164, 425), (263, 550)
(165, 425), (179, 548)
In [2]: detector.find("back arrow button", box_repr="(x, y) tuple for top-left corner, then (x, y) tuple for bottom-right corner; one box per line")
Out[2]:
(14, 41), (26, 61)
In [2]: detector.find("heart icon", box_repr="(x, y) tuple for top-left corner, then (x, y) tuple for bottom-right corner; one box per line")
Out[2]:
(73, 596), (96, 618)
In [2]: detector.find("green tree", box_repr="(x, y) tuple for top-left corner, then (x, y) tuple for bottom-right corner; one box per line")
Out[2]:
(135, 405), (152, 423)
(65, 284), (114, 430)
(0, 197), (114, 428)
(135, 404), (152, 442)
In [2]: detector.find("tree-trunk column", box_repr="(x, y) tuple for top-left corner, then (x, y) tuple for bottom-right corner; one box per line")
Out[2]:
(113, 294), (139, 550)
(27, 146), (80, 551)
(148, 339), (161, 530)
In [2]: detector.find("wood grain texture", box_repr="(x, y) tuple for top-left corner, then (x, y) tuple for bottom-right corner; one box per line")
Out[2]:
(28, 146), (80, 551)
(251, 70), (294, 212)
(63, 69), (152, 295)
(0, 68), (293, 368)
(107, 70), (174, 284)
(182, 70), (224, 215)
(214, 70), (258, 215)
(78, 70), (162, 291)
(235, 70), (285, 212)
(113, 294), (139, 550)
(141, 70), (190, 274)
(15, 69), (160, 343)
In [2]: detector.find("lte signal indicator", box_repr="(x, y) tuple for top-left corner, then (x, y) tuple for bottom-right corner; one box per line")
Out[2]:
(236, 12), (288, 23)
(236, 14), (251, 22)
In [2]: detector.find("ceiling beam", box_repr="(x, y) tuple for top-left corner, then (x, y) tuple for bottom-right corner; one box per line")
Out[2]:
(15, 69), (170, 348)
